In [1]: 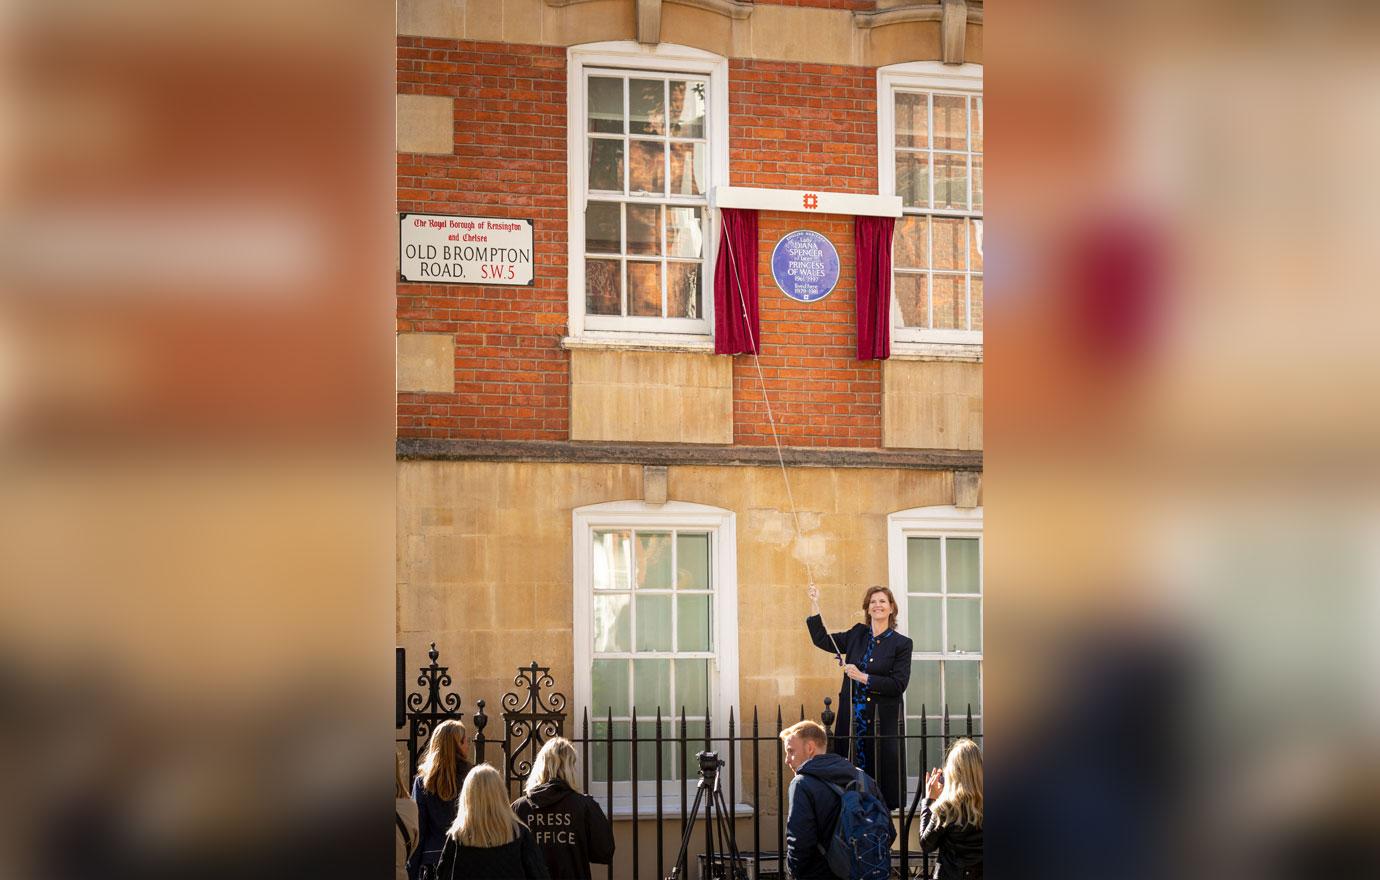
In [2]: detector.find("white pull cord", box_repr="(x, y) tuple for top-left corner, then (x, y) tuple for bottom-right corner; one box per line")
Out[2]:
(719, 211), (844, 664)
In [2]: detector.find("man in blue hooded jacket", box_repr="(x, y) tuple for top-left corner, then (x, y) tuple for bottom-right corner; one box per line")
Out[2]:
(781, 720), (896, 880)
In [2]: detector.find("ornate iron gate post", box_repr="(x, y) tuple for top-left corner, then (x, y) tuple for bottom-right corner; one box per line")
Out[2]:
(402, 642), (465, 777)
(501, 661), (567, 791)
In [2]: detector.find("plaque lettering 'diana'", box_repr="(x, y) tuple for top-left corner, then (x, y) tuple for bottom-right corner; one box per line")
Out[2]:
(770, 230), (840, 303)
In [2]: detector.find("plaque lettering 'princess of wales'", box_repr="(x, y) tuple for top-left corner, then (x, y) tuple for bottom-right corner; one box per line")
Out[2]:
(770, 230), (840, 303)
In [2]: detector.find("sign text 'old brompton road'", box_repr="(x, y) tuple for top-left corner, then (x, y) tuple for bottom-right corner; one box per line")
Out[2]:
(399, 213), (534, 285)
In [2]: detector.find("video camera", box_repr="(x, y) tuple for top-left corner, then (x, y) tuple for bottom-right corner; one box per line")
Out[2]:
(695, 750), (724, 776)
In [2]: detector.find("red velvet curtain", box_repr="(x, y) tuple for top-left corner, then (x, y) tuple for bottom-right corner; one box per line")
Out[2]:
(855, 214), (896, 360)
(713, 207), (760, 355)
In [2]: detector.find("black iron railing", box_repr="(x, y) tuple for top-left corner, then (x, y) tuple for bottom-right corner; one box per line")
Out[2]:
(565, 703), (979, 880)
(397, 646), (981, 879)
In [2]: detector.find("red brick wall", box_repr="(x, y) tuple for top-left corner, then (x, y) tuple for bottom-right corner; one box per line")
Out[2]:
(396, 43), (887, 448)
(734, 214), (882, 448)
(396, 38), (569, 441)
(728, 59), (878, 192)
(729, 59), (881, 447)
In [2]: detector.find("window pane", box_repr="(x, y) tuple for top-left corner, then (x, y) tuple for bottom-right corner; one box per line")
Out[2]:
(910, 659), (942, 714)
(627, 261), (662, 317)
(894, 273), (927, 328)
(972, 97), (983, 153)
(675, 532), (710, 589)
(932, 274), (965, 330)
(681, 720), (707, 778)
(949, 715), (982, 741)
(895, 92), (927, 149)
(907, 537), (941, 592)
(908, 596), (942, 652)
(676, 594), (711, 652)
(666, 207), (703, 259)
(590, 720), (630, 782)
(931, 218), (966, 271)
(633, 658), (672, 712)
(668, 80), (705, 138)
(593, 529), (631, 589)
(934, 153), (968, 209)
(896, 153), (929, 208)
(626, 204), (660, 256)
(893, 215), (927, 269)
(588, 77), (624, 134)
(593, 594), (631, 652)
(667, 262), (701, 319)
(629, 141), (665, 194)
(933, 95), (967, 151)
(972, 154), (983, 210)
(635, 594), (673, 651)
(947, 537), (981, 594)
(592, 659), (630, 716)
(971, 276), (983, 331)
(945, 661), (981, 715)
(907, 717), (947, 777)
(588, 139), (624, 192)
(585, 259), (622, 316)
(948, 597), (981, 653)
(674, 658), (709, 715)
(629, 79), (665, 135)
(969, 219), (983, 273)
(585, 202), (621, 254)
(669, 142), (705, 195)
(636, 531), (673, 588)
(635, 720), (673, 781)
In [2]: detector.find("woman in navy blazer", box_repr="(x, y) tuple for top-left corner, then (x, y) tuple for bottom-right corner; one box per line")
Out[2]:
(806, 584), (913, 810)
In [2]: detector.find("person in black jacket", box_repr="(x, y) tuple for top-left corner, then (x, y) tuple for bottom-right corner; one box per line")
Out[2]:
(511, 737), (615, 880)
(807, 584), (914, 809)
(782, 720), (896, 880)
(409, 719), (475, 879)
(919, 738), (983, 880)
(435, 764), (550, 879)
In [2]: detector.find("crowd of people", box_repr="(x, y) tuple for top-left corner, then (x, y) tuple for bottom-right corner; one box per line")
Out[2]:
(395, 585), (983, 879)
(396, 722), (613, 880)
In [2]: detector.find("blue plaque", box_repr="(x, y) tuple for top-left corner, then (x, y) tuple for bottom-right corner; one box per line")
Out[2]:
(770, 230), (840, 303)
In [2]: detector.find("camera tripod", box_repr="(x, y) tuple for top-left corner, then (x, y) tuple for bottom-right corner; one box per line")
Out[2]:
(665, 751), (747, 880)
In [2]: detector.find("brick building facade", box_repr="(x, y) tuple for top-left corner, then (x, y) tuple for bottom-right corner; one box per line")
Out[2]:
(397, 1), (983, 873)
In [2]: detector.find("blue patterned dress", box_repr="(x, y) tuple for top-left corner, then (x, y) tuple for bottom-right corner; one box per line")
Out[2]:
(851, 628), (894, 771)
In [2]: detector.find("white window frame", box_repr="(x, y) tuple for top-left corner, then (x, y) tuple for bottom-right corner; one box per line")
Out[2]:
(878, 62), (983, 357)
(887, 504), (983, 783)
(567, 42), (730, 347)
(572, 500), (741, 814)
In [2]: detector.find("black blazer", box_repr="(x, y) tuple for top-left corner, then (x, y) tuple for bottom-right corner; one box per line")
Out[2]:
(807, 615), (913, 708)
(807, 614), (913, 808)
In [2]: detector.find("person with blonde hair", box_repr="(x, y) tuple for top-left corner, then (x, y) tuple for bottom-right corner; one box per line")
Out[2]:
(435, 764), (550, 879)
(511, 737), (615, 880)
(408, 720), (474, 879)
(919, 738), (984, 879)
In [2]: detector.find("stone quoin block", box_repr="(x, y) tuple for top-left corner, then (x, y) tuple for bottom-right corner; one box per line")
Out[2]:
(397, 333), (455, 393)
(396, 94), (454, 155)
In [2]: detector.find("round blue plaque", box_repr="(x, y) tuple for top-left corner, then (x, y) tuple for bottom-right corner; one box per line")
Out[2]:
(770, 230), (840, 303)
